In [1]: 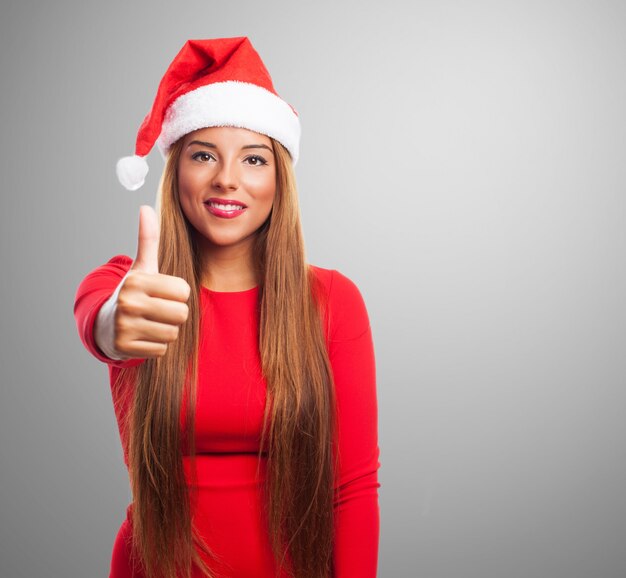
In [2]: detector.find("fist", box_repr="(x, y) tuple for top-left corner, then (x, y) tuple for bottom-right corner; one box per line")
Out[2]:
(112, 205), (191, 359)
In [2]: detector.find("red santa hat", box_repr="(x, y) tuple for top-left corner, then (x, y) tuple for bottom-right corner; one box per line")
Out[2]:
(115, 37), (301, 191)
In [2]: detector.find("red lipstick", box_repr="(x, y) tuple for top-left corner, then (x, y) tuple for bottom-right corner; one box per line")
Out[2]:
(204, 198), (247, 219)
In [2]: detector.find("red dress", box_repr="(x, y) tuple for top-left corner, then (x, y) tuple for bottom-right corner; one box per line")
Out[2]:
(74, 255), (381, 577)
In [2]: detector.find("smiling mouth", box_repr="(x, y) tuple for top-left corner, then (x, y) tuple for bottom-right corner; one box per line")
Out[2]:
(203, 199), (247, 219)
(204, 199), (247, 210)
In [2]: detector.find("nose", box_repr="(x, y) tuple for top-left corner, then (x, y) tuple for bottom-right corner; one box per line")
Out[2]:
(211, 159), (239, 192)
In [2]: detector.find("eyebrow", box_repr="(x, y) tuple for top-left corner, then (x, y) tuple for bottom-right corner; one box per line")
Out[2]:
(186, 140), (274, 154)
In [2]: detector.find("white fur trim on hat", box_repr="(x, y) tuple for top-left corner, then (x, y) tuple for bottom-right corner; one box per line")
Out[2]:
(155, 80), (301, 164)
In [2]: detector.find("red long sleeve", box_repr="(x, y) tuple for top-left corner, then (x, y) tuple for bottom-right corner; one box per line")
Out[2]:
(73, 256), (380, 577)
(73, 255), (145, 370)
(324, 270), (381, 578)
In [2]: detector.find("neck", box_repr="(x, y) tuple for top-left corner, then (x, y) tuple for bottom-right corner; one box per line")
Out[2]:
(197, 236), (258, 292)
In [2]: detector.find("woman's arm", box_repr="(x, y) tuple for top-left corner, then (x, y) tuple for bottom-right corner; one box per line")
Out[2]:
(328, 269), (381, 577)
(73, 254), (145, 369)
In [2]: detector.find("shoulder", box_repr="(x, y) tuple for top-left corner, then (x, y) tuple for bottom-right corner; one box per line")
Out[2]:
(75, 254), (134, 298)
(308, 264), (364, 303)
(308, 264), (371, 342)
(106, 254), (133, 269)
(87, 254), (133, 278)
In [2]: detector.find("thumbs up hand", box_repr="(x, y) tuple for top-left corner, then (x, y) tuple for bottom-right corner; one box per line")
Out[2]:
(131, 203), (162, 275)
(95, 205), (191, 361)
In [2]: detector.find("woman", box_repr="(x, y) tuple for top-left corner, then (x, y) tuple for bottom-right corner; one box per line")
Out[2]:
(73, 37), (380, 578)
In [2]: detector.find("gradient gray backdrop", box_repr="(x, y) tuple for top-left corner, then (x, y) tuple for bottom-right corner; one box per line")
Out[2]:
(1, 0), (625, 577)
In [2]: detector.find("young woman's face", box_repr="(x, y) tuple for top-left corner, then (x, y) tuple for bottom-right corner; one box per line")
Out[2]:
(177, 126), (276, 253)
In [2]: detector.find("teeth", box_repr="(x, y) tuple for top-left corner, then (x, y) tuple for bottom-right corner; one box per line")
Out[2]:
(208, 201), (244, 210)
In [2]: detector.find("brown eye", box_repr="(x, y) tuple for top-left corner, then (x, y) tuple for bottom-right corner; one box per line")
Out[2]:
(192, 152), (215, 162)
(244, 155), (267, 166)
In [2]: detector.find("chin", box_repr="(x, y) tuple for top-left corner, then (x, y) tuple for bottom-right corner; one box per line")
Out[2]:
(204, 232), (257, 249)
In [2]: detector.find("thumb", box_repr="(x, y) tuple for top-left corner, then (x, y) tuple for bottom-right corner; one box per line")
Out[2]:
(131, 205), (160, 274)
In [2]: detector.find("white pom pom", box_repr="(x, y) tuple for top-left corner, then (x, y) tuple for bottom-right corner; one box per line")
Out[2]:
(116, 155), (149, 191)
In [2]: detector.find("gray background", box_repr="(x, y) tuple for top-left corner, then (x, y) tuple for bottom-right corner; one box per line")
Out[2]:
(1, 0), (625, 577)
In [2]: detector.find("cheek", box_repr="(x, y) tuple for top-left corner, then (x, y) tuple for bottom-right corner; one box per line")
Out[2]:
(177, 165), (205, 196)
(177, 171), (196, 198)
(258, 188), (276, 215)
(261, 185), (276, 205)
(177, 159), (206, 194)
(245, 173), (276, 205)
(177, 181), (189, 208)
(176, 178), (200, 222)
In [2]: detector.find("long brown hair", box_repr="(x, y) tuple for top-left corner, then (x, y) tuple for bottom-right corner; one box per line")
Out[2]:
(112, 134), (339, 578)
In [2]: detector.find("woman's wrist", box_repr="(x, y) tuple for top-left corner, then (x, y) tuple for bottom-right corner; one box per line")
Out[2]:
(94, 272), (131, 361)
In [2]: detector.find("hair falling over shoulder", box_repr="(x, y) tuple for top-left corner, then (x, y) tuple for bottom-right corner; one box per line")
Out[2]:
(112, 137), (339, 578)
